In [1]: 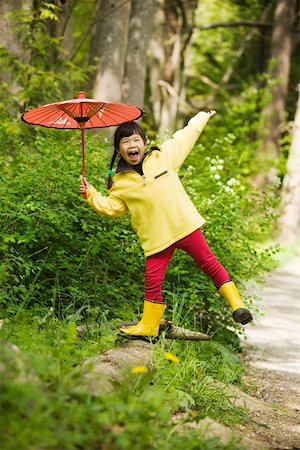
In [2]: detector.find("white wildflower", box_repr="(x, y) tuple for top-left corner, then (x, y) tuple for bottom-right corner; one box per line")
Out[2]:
(224, 186), (235, 194)
(227, 177), (239, 186)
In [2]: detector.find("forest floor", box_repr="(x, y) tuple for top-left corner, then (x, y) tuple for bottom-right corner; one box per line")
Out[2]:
(239, 255), (300, 449)
(82, 253), (300, 449)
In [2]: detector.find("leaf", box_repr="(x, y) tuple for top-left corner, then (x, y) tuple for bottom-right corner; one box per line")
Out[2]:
(66, 322), (77, 344)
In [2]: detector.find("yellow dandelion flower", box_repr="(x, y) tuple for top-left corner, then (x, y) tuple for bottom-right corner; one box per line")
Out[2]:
(164, 352), (180, 363)
(131, 365), (148, 374)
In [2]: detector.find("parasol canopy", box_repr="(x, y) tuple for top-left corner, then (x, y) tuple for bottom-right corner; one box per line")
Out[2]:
(21, 92), (144, 196)
(21, 91), (143, 129)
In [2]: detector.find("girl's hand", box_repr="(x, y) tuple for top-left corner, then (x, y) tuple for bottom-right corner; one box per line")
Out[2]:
(80, 177), (91, 194)
(207, 110), (216, 117)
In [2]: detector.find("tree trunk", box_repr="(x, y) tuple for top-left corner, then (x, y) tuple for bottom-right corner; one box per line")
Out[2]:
(276, 85), (300, 245)
(149, 0), (197, 137)
(0, 0), (23, 56)
(45, 0), (74, 57)
(121, 0), (155, 108)
(0, 0), (32, 91)
(159, 0), (183, 135)
(89, 0), (131, 102)
(255, 0), (296, 187)
(149, 0), (165, 131)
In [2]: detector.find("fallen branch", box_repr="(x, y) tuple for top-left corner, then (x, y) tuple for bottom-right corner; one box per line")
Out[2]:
(77, 320), (211, 341)
(196, 20), (273, 31)
(115, 319), (212, 341)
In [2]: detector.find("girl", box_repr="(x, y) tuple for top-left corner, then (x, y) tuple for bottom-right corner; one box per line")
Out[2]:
(80, 111), (253, 337)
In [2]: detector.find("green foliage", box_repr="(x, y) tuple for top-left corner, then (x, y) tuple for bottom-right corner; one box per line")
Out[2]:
(191, 0), (266, 98)
(154, 339), (244, 421)
(0, 315), (247, 450)
(0, 123), (144, 319)
(0, 4), (91, 109)
(0, 121), (278, 336)
(0, 83), (279, 335)
(0, 0), (281, 335)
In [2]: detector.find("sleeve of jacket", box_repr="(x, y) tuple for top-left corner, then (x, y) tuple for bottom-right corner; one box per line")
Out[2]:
(86, 185), (128, 218)
(161, 112), (210, 171)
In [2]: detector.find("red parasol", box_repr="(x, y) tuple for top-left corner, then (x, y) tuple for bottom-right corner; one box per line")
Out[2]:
(21, 91), (143, 196)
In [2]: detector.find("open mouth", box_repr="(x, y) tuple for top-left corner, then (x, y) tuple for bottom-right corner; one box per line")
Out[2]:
(128, 150), (139, 161)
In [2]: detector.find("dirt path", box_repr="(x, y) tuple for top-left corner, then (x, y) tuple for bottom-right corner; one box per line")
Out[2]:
(241, 256), (300, 449)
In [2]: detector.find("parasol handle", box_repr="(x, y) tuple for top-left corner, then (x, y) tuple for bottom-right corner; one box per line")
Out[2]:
(81, 127), (86, 198)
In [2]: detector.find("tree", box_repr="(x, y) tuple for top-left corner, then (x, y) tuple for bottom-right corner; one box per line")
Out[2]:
(89, 0), (154, 108)
(276, 84), (300, 245)
(44, 0), (74, 58)
(149, 0), (197, 136)
(255, 0), (297, 186)
(122, 0), (155, 107)
(89, 0), (131, 103)
(0, 0), (32, 92)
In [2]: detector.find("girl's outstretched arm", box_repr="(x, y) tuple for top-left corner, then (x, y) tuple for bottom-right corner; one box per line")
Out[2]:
(161, 110), (216, 170)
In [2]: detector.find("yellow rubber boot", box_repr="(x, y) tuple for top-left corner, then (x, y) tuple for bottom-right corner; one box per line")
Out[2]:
(120, 300), (166, 337)
(218, 281), (253, 325)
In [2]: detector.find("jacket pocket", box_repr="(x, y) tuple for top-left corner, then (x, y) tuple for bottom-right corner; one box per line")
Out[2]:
(154, 170), (168, 179)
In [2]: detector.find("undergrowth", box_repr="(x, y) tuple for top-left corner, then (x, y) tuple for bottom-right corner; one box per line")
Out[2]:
(0, 311), (250, 450)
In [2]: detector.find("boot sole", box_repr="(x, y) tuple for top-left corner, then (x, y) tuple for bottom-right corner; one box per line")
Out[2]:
(119, 328), (159, 337)
(120, 335), (159, 344)
(232, 308), (253, 325)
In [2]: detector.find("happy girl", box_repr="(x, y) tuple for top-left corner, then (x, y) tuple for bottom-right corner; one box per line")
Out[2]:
(80, 111), (253, 336)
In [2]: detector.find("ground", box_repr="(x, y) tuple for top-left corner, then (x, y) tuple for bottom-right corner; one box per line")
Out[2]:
(240, 255), (300, 449)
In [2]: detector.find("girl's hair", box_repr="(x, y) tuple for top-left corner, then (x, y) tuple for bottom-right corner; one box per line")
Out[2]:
(107, 122), (147, 189)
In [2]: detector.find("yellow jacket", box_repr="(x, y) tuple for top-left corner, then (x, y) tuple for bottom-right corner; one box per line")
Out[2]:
(86, 112), (210, 257)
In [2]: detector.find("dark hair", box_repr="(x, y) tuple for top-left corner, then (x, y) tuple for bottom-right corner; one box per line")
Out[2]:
(107, 122), (147, 189)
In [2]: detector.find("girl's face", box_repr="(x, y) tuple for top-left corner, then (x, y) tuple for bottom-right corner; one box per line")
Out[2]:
(117, 133), (147, 167)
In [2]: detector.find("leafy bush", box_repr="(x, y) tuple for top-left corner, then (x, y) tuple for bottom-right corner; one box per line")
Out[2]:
(0, 4), (90, 108)
(0, 123), (144, 318)
(0, 95), (279, 337)
(0, 1), (279, 334)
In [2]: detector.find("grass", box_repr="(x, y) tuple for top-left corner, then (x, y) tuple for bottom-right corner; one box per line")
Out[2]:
(0, 307), (253, 450)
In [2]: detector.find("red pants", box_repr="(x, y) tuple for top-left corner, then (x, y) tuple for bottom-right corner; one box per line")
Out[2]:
(144, 229), (230, 302)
